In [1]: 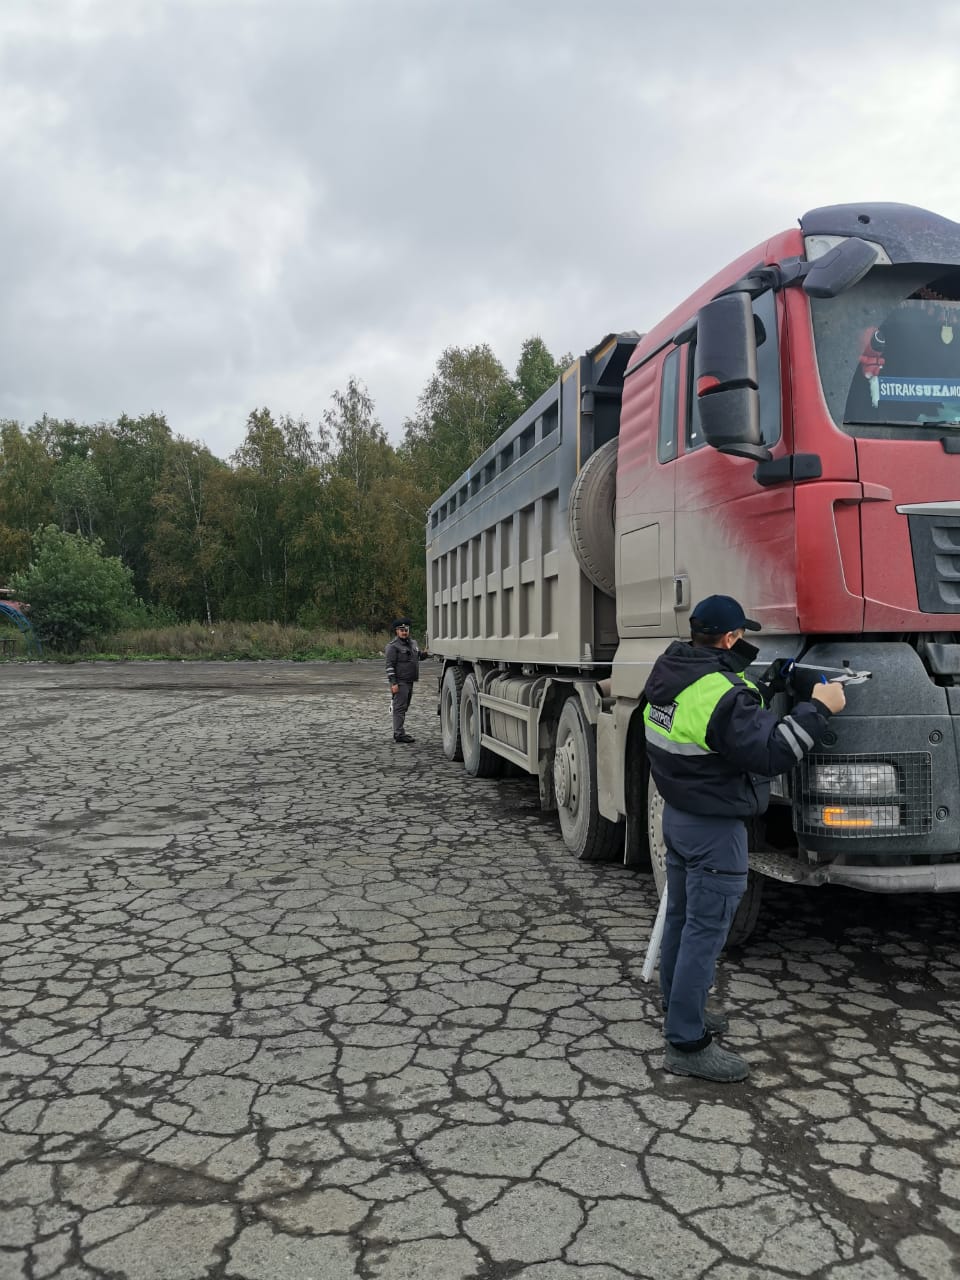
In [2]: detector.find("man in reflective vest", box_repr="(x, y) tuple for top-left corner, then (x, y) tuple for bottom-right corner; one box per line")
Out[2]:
(643, 595), (845, 1083)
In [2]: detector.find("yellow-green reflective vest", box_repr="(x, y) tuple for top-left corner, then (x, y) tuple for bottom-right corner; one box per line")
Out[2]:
(643, 670), (760, 756)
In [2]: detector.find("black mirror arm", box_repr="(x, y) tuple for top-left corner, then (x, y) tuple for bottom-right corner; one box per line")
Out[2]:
(673, 259), (810, 343)
(716, 259), (810, 301)
(717, 441), (773, 463)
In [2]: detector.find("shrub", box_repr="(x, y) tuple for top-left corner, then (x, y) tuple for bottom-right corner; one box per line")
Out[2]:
(11, 525), (139, 651)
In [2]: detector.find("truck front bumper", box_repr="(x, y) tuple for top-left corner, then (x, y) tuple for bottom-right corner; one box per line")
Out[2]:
(805, 858), (960, 893)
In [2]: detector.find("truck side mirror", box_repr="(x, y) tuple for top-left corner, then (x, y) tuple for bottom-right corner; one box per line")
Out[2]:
(802, 236), (878, 299)
(694, 292), (770, 462)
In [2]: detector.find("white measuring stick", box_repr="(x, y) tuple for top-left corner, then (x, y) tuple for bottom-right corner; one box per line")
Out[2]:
(641, 886), (668, 982)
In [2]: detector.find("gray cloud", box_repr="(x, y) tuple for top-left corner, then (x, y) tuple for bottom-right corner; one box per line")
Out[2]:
(1, 0), (958, 456)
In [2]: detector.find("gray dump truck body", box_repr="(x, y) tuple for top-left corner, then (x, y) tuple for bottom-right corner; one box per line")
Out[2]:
(427, 335), (632, 671)
(426, 335), (638, 867)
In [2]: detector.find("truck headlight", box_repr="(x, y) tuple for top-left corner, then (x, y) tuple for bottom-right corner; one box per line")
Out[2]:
(811, 763), (897, 797)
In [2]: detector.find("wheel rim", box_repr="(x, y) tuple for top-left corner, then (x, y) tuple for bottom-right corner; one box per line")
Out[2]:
(553, 737), (579, 813)
(647, 780), (668, 893)
(463, 689), (478, 750)
(554, 724), (581, 822)
(441, 683), (455, 739)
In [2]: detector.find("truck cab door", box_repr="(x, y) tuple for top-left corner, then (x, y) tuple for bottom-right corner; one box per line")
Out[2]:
(616, 348), (679, 636)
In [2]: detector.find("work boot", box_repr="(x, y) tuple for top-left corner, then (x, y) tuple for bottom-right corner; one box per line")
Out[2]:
(663, 1041), (749, 1083)
(394, 733), (415, 744)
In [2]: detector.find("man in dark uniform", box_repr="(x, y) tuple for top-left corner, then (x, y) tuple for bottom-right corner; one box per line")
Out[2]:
(385, 618), (428, 744)
(643, 595), (846, 1083)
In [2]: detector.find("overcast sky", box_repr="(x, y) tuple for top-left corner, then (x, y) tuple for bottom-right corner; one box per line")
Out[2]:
(2, 0), (959, 458)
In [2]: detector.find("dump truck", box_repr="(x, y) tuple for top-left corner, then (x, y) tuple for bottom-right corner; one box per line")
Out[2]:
(426, 202), (960, 943)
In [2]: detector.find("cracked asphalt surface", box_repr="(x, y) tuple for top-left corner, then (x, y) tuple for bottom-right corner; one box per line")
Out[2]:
(1, 658), (960, 1279)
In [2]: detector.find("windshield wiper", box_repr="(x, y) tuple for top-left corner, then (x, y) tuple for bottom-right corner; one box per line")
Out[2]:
(844, 419), (960, 429)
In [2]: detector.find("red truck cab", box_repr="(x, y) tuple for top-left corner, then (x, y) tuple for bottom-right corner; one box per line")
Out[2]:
(619, 202), (960, 891)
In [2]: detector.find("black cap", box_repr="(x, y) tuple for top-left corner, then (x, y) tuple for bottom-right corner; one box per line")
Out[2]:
(690, 595), (761, 635)
(391, 618), (412, 631)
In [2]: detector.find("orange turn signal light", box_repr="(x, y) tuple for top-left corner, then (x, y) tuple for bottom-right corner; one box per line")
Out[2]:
(822, 807), (874, 828)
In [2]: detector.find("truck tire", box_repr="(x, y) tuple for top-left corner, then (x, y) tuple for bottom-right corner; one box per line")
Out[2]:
(568, 437), (618, 597)
(554, 698), (623, 862)
(440, 665), (465, 761)
(460, 673), (501, 778)
(646, 770), (764, 950)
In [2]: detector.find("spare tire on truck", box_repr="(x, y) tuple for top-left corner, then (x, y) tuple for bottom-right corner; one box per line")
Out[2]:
(568, 437), (618, 597)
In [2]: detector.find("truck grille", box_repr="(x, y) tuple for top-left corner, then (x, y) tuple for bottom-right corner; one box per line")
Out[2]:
(793, 751), (932, 838)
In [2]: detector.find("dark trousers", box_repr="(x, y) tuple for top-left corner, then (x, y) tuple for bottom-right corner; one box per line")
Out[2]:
(660, 803), (748, 1048)
(391, 682), (414, 737)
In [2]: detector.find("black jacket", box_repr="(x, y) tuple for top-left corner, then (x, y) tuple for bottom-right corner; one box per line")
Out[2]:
(643, 641), (833, 819)
(385, 636), (424, 685)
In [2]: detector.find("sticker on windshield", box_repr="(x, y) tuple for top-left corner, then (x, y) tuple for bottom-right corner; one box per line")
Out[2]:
(877, 376), (960, 401)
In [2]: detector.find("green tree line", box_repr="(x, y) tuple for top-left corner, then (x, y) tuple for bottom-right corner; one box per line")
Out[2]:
(0, 337), (568, 644)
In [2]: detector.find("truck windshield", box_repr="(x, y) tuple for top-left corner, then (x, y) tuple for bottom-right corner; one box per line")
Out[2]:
(810, 263), (960, 433)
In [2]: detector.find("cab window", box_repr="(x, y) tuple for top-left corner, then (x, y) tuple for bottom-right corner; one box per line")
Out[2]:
(658, 348), (680, 463)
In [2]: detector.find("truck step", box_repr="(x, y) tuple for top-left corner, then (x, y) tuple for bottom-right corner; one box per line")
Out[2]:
(748, 849), (816, 883)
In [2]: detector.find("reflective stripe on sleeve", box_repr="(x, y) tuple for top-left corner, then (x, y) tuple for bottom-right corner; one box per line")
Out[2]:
(775, 719), (805, 760)
(782, 715), (814, 751)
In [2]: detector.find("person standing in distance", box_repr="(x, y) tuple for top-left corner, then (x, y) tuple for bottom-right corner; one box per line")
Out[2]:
(642, 594), (846, 1083)
(385, 618), (429, 744)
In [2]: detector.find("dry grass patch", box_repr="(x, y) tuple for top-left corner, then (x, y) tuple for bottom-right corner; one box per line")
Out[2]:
(76, 621), (387, 661)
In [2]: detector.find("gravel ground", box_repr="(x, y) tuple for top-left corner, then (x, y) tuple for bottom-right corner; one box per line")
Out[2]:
(1, 659), (959, 1279)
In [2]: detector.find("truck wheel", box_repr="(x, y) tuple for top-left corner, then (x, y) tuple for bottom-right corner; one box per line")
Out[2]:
(460, 673), (501, 778)
(568, 437), (617, 597)
(646, 770), (764, 949)
(554, 698), (623, 862)
(647, 770), (669, 896)
(440, 665), (465, 761)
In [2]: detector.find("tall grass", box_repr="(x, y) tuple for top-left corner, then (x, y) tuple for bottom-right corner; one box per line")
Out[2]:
(0, 630), (39, 660)
(0, 621), (387, 661)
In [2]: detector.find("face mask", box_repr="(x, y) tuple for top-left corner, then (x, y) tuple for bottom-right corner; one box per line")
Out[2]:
(729, 638), (759, 670)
